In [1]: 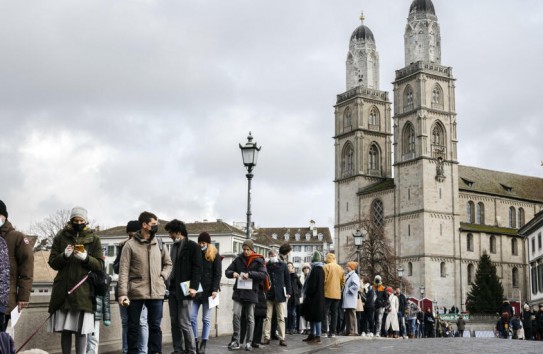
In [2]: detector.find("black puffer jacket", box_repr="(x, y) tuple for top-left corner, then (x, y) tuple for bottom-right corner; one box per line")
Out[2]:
(225, 253), (267, 304)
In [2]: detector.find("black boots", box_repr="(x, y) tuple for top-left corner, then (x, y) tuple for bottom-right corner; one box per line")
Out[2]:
(199, 339), (207, 354)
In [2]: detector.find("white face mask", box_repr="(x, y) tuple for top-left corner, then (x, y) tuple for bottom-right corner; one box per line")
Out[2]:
(0, 216), (5, 228)
(201, 246), (208, 251)
(269, 256), (278, 263)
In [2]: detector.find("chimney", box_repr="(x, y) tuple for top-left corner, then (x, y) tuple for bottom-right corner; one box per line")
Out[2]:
(309, 219), (316, 231)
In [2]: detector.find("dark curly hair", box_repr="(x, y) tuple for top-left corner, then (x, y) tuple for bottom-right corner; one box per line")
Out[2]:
(164, 219), (188, 237)
(279, 243), (292, 256)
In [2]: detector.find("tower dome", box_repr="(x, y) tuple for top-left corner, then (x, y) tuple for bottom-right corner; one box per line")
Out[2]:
(409, 0), (436, 15)
(346, 11), (380, 90)
(350, 24), (375, 43)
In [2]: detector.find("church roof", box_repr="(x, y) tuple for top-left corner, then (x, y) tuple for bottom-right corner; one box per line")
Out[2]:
(409, 0), (436, 15)
(459, 222), (518, 237)
(458, 165), (543, 203)
(357, 178), (395, 196)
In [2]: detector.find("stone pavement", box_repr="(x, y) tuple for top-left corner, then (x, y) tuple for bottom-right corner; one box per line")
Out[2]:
(159, 334), (543, 354)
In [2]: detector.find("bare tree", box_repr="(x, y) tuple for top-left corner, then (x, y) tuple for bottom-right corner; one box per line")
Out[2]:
(346, 216), (411, 293)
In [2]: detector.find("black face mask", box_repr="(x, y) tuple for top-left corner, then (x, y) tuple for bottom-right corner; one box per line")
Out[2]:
(149, 225), (158, 235)
(72, 223), (85, 233)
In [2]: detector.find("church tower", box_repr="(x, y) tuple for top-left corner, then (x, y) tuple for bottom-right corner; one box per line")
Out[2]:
(334, 11), (392, 262)
(393, 0), (461, 305)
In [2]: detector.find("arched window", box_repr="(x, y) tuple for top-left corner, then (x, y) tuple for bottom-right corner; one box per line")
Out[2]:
(512, 267), (519, 288)
(432, 84), (443, 109)
(477, 202), (485, 225)
(490, 235), (496, 254)
(369, 106), (379, 127)
(342, 142), (354, 177)
(404, 85), (414, 110)
(343, 107), (352, 131)
(440, 262), (446, 277)
(509, 206), (516, 228)
(467, 201), (475, 224)
(402, 123), (416, 157)
(408, 262), (413, 276)
(518, 208), (525, 227)
(511, 238), (518, 256)
(467, 233), (474, 252)
(368, 144), (380, 173)
(371, 199), (384, 228)
(467, 264), (474, 284)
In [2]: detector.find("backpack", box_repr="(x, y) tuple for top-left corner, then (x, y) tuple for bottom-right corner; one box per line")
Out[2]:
(88, 270), (112, 297)
(375, 290), (388, 308)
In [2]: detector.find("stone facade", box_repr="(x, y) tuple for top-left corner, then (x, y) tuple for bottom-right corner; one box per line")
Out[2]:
(334, 1), (543, 311)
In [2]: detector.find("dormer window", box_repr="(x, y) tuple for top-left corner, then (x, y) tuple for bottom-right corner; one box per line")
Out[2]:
(461, 178), (474, 187)
(318, 233), (323, 241)
(272, 233), (277, 240)
(501, 184), (513, 193)
(295, 233), (300, 241)
(284, 233), (290, 241)
(305, 233), (311, 240)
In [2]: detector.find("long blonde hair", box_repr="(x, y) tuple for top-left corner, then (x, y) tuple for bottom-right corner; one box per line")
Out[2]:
(204, 243), (218, 262)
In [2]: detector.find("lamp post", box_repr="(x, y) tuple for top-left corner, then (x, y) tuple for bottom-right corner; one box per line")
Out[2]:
(397, 265), (404, 294)
(353, 229), (364, 275)
(239, 132), (261, 239)
(419, 285), (425, 338)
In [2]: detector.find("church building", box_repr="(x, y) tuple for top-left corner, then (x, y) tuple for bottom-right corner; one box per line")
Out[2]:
(334, 0), (543, 309)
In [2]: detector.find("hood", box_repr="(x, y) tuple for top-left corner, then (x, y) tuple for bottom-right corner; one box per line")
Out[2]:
(325, 253), (336, 264)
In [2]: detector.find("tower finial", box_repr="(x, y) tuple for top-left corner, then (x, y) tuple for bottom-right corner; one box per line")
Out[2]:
(360, 11), (365, 24)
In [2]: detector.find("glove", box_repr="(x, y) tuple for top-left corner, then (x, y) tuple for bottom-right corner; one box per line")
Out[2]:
(104, 320), (111, 327)
(64, 245), (74, 258)
(75, 250), (88, 261)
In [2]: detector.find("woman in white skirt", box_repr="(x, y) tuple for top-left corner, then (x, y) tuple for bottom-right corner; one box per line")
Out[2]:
(48, 207), (104, 354)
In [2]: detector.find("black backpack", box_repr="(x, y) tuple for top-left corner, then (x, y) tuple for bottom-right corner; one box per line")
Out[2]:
(89, 270), (112, 297)
(375, 290), (388, 308)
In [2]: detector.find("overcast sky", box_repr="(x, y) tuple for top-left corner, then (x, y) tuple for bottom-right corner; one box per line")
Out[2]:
(1, 0), (542, 234)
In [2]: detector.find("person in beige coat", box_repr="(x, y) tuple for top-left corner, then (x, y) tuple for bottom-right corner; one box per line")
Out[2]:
(323, 253), (345, 337)
(118, 211), (172, 354)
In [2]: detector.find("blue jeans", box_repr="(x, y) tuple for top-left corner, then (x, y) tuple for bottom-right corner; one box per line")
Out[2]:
(120, 304), (148, 354)
(398, 312), (406, 336)
(408, 318), (416, 337)
(127, 300), (163, 354)
(310, 321), (322, 336)
(191, 298), (212, 340)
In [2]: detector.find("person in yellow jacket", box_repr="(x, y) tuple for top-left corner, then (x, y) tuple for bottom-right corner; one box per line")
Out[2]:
(323, 253), (345, 337)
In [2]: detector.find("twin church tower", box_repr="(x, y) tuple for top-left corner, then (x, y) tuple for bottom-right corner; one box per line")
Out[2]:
(334, 0), (461, 305)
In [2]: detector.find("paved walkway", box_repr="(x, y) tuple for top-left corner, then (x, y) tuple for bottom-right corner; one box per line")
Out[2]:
(158, 334), (543, 354)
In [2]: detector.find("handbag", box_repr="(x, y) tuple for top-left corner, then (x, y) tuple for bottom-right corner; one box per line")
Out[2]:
(356, 293), (364, 312)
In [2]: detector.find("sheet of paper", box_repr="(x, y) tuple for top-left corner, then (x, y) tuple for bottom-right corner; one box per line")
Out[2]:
(208, 293), (220, 309)
(10, 307), (21, 327)
(237, 277), (253, 290)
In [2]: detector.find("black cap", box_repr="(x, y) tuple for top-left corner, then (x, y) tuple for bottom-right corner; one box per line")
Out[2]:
(126, 220), (140, 233)
(0, 200), (7, 218)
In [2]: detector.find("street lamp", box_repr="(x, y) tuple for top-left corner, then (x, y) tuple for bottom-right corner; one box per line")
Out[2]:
(419, 286), (425, 310)
(353, 229), (364, 275)
(397, 265), (404, 294)
(239, 132), (261, 239)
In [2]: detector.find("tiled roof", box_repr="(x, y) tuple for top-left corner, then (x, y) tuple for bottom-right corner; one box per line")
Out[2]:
(358, 178), (395, 196)
(33, 250), (57, 283)
(459, 165), (543, 202)
(459, 222), (518, 236)
(254, 227), (333, 246)
(99, 220), (245, 237)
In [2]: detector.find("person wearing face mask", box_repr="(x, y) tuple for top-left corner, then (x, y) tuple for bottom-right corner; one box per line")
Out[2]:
(118, 211), (173, 354)
(164, 219), (202, 354)
(261, 250), (292, 347)
(0, 200), (33, 332)
(189, 232), (220, 354)
(47, 206), (104, 354)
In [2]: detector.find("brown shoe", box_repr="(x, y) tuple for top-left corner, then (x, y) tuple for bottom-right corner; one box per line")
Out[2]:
(303, 334), (315, 342)
(279, 340), (287, 347)
(261, 339), (270, 345)
(308, 336), (321, 344)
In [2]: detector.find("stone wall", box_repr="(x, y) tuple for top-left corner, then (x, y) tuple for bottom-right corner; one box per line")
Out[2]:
(13, 281), (237, 353)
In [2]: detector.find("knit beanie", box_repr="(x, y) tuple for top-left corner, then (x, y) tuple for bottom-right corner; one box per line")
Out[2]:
(302, 263), (311, 271)
(126, 220), (140, 233)
(242, 239), (254, 251)
(198, 232), (212, 244)
(0, 200), (7, 218)
(386, 286), (393, 294)
(70, 206), (88, 222)
(374, 275), (382, 284)
(311, 251), (322, 263)
(347, 261), (358, 271)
